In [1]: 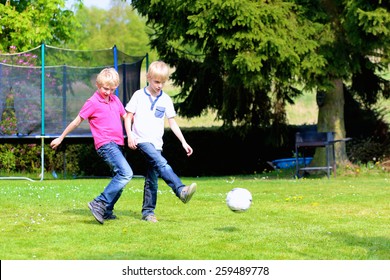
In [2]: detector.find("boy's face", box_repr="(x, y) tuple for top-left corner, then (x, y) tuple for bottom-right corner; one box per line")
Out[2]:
(148, 76), (166, 95)
(98, 84), (117, 98)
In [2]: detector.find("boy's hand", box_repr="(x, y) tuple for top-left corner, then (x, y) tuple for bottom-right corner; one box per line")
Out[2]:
(50, 138), (62, 150)
(127, 136), (138, 150)
(183, 143), (193, 156)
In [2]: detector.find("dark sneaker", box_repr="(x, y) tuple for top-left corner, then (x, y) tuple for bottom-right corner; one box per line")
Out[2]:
(103, 213), (117, 220)
(88, 200), (106, 224)
(180, 183), (197, 204)
(142, 215), (158, 223)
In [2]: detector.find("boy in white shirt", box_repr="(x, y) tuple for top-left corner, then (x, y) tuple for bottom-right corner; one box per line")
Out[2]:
(124, 61), (196, 223)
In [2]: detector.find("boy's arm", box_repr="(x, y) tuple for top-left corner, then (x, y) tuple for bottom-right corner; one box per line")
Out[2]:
(124, 112), (137, 150)
(168, 118), (193, 156)
(50, 115), (83, 149)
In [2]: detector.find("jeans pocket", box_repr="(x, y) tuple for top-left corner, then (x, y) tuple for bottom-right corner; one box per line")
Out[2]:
(96, 144), (106, 158)
(154, 106), (165, 118)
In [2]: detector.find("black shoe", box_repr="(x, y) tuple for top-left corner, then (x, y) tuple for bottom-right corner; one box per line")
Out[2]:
(88, 200), (106, 224)
(103, 213), (117, 220)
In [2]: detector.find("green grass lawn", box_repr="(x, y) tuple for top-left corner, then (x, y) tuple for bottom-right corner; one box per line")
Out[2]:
(1, 173), (389, 260)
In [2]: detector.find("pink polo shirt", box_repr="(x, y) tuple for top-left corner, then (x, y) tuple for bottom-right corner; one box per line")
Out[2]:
(79, 91), (126, 150)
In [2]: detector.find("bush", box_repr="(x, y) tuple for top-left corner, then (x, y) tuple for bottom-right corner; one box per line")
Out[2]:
(347, 137), (390, 164)
(2, 125), (390, 177)
(0, 146), (16, 173)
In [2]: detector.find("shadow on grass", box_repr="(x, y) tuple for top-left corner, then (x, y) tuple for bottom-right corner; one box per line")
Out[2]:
(214, 226), (240, 232)
(64, 208), (140, 221)
(331, 231), (390, 259)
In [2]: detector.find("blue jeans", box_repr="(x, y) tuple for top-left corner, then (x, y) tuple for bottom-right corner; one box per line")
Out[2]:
(95, 142), (133, 215)
(137, 142), (185, 217)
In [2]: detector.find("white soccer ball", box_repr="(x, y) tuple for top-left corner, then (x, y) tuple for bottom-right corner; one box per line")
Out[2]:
(226, 188), (252, 213)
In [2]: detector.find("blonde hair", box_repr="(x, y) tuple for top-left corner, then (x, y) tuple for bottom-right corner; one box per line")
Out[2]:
(96, 68), (120, 88)
(147, 61), (169, 82)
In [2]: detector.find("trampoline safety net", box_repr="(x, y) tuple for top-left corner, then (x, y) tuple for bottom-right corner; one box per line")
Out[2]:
(0, 44), (146, 136)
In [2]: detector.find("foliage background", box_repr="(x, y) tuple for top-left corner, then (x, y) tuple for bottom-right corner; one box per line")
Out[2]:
(0, 1), (389, 177)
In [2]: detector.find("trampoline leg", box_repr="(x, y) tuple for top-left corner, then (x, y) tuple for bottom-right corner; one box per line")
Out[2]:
(39, 137), (44, 181)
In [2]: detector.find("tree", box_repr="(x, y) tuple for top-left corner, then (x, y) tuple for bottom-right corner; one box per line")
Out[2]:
(131, 0), (390, 166)
(295, 0), (390, 164)
(131, 0), (323, 128)
(66, 0), (151, 57)
(0, 0), (79, 51)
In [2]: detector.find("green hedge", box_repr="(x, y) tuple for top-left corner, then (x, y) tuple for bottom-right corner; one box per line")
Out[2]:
(2, 125), (384, 178)
(159, 126), (297, 176)
(1, 126), (305, 177)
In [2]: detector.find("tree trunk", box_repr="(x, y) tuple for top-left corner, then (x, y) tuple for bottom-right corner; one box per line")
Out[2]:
(313, 78), (350, 167)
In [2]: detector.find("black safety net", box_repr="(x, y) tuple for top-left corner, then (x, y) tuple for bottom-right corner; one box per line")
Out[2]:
(0, 45), (146, 136)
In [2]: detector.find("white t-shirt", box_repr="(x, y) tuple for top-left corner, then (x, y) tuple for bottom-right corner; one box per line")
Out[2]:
(125, 87), (176, 150)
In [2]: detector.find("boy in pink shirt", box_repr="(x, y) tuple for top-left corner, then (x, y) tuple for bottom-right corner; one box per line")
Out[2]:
(50, 68), (133, 224)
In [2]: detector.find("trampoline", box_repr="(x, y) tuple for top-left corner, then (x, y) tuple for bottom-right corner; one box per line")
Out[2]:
(0, 44), (147, 181)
